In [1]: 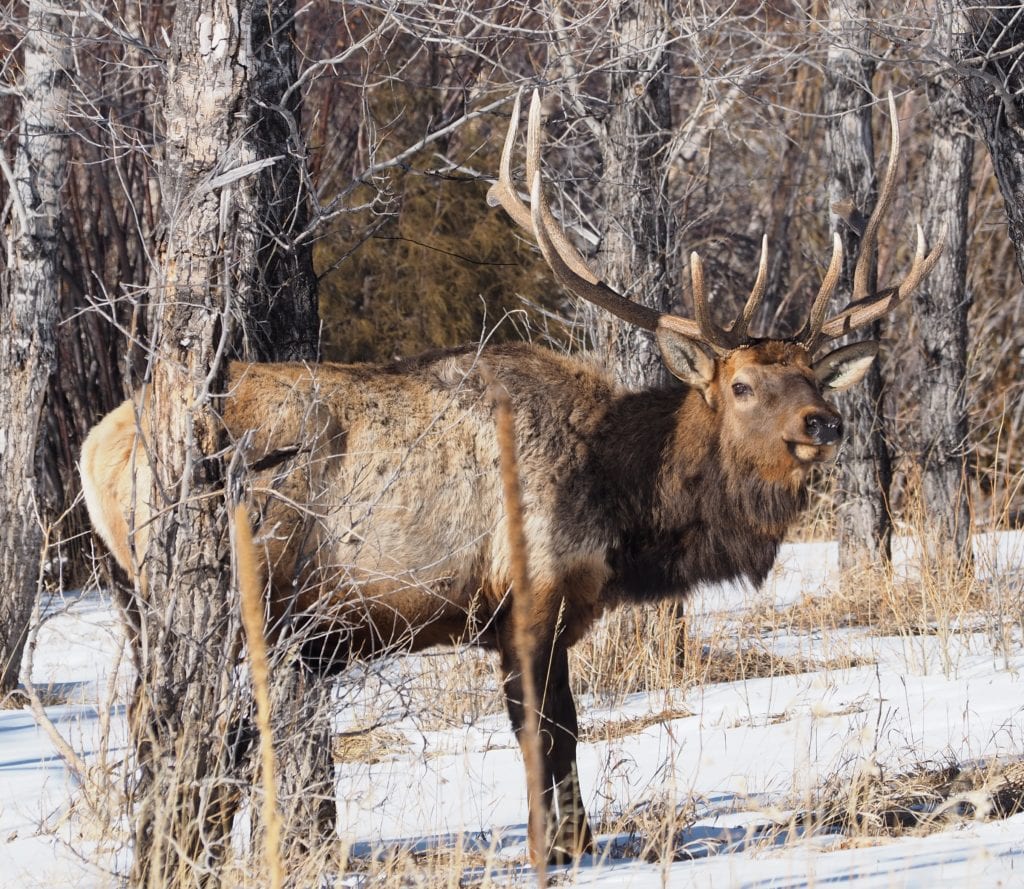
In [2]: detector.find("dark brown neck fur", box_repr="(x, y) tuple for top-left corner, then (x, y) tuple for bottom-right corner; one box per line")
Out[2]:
(584, 385), (807, 604)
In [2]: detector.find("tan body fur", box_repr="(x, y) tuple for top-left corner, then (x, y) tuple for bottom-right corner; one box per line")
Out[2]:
(81, 337), (873, 860)
(82, 338), (854, 652)
(81, 85), (940, 865)
(83, 346), (615, 656)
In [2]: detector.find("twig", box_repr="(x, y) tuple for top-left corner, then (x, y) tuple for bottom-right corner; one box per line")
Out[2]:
(22, 525), (91, 781)
(234, 504), (284, 889)
(0, 148), (30, 235)
(483, 363), (548, 886)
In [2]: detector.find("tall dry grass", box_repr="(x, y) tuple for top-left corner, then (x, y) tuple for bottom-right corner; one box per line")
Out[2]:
(25, 391), (1024, 887)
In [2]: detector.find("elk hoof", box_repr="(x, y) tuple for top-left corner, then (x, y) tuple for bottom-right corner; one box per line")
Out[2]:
(547, 820), (595, 865)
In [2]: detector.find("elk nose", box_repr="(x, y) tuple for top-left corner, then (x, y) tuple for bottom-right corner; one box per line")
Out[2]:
(805, 412), (842, 445)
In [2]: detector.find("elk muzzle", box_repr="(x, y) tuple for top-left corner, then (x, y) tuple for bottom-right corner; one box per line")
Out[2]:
(804, 411), (843, 446)
(785, 407), (844, 464)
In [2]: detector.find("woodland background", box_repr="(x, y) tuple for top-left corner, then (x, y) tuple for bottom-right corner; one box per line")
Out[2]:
(2, 1), (1024, 886)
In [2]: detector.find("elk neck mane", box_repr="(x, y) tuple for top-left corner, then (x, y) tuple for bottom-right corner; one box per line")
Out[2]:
(582, 376), (808, 606)
(422, 342), (809, 607)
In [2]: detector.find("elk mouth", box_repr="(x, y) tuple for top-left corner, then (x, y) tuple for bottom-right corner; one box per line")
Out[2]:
(786, 440), (837, 464)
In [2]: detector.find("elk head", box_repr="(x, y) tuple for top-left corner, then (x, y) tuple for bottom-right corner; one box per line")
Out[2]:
(488, 90), (944, 484)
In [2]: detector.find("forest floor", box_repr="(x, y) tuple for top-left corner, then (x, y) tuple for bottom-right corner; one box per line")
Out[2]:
(3, 532), (1024, 887)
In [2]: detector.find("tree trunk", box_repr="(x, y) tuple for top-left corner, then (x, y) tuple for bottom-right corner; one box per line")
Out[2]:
(129, 2), (247, 883)
(957, 6), (1024, 285)
(243, 0), (336, 861)
(594, 0), (675, 390)
(129, 2), (332, 882)
(130, 0), (323, 880)
(0, 0), (71, 698)
(913, 6), (974, 572)
(237, 1), (320, 362)
(824, 0), (893, 579)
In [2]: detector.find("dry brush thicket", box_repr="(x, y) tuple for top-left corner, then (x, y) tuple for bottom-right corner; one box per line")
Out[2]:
(2, 2), (1020, 574)
(4, 1), (1024, 886)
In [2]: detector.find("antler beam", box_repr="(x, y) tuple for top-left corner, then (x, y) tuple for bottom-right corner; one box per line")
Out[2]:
(801, 93), (945, 352)
(489, 89), (740, 352)
(489, 89), (942, 359)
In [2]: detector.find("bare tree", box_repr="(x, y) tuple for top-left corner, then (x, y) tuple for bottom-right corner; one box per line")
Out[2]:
(237, 1), (320, 361)
(128, 0), (324, 883)
(823, 0), (894, 576)
(130, 0), (246, 876)
(948, 3), (1024, 524)
(33, 2), (168, 590)
(956, 4), (1024, 286)
(592, 0), (676, 389)
(0, 0), (71, 698)
(912, 5), (974, 570)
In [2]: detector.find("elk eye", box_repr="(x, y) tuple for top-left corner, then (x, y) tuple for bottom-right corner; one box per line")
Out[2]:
(732, 382), (753, 398)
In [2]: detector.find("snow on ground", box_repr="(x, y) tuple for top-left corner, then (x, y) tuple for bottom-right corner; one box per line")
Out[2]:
(0, 593), (129, 888)
(3, 536), (1024, 887)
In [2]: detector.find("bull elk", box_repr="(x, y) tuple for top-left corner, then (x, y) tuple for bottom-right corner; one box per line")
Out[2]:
(80, 90), (942, 862)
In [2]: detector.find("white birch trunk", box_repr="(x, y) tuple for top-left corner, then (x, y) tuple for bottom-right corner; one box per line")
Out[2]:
(0, 0), (71, 697)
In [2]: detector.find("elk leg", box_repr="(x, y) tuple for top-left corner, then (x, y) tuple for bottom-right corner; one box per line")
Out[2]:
(497, 625), (594, 863)
(541, 640), (595, 862)
(497, 632), (556, 842)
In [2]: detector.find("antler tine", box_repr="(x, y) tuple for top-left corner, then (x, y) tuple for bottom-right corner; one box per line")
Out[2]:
(799, 233), (844, 352)
(852, 92), (900, 301)
(522, 91), (702, 336)
(492, 88), (711, 346)
(808, 92), (945, 347)
(528, 173), (670, 333)
(897, 223), (946, 298)
(817, 224), (946, 340)
(486, 89), (534, 232)
(487, 87), (608, 289)
(524, 91), (611, 288)
(731, 234), (768, 341)
(689, 253), (736, 354)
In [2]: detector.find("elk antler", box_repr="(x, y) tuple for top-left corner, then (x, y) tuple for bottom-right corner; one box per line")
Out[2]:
(799, 93), (946, 352)
(488, 89), (941, 358)
(730, 235), (769, 342)
(488, 90), (750, 355)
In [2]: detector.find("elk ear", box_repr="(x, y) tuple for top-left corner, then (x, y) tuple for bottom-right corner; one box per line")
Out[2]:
(813, 341), (879, 392)
(657, 328), (716, 392)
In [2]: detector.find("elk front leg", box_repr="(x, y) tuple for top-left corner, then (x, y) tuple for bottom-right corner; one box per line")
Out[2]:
(542, 640), (594, 862)
(497, 624), (595, 864)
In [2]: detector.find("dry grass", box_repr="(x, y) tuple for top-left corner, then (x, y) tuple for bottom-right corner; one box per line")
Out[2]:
(1, 689), (31, 709)
(333, 726), (413, 764)
(684, 641), (871, 684)
(340, 839), (532, 889)
(588, 756), (1024, 866)
(805, 757), (1024, 840)
(761, 570), (984, 638)
(597, 794), (700, 862)
(343, 647), (505, 735)
(567, 597), (873, 712)
(579, 707), (695, 744)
